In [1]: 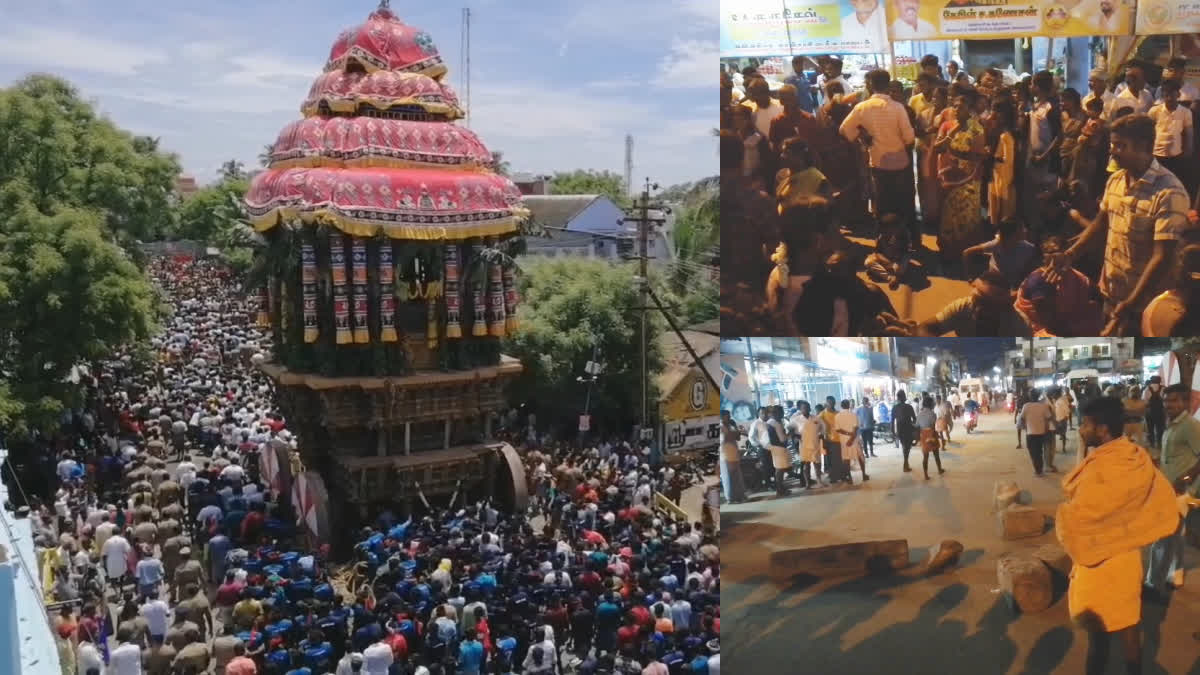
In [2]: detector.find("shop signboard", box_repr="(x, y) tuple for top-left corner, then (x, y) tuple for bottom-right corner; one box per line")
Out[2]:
(1012, 368), (1032, 377)
(1135, 1), (1200, 34)
(721, 1), (890, 57)
(884, 0), (1134, 41)
(664, 416), (722, 453)
(810, 337), (869, 374)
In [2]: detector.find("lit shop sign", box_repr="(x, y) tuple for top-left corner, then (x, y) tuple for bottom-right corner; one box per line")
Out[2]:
(811, 338), (868, 374)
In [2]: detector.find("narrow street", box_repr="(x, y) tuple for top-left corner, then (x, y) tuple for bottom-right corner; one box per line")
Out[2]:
(721, 409), (1200, 674)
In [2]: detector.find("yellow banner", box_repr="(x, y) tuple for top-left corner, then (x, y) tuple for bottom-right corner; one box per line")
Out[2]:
(885, 0), (1135, 40)
(1137, 3), (1200, 34)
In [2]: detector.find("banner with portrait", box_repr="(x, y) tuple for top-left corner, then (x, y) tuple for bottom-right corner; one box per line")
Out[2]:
(884, 0), (1135, 41)
(721, 1), (892, 57)
(1135, 3), (1200, 34)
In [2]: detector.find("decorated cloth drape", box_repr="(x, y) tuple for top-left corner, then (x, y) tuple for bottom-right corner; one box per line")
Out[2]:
(351, 238), (370, 343)
(444, 244), (462, 339)
(503, 266), (518, 333)
(256, 285), (270, 328)
(470, 243), (487, 337)
(487, 249), (506, 337)
(379, 244), (397, 342)
(426, 298), (439, 349)
(331, 233), (351, 345)
(301, 243), (318, 343)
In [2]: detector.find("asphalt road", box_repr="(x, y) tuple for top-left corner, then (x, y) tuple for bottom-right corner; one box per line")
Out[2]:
(721, 410), (1200, 675)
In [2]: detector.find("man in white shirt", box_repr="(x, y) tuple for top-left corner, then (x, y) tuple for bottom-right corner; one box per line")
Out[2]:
(140, 595), (171, 642)
(102, 532), (131, 585)
(1108, 62), (1154, 118)
(77, 638), (105, 675)
(742, 77), (784, 139)
(362, 638), (394, 675)
(834, 400), (868, 482)
(890, 0), (935, 39)
(841, 0), (887, 52)
(1148, 79), (1193, 187)
(1018, 388), (1056, 475)
(765, 406), (792, 496)
(1054, 389), (1073, 451)
(840, 69), (916, 223)
(108, 627), (143, 675)
(1083, 69), (1115, 121)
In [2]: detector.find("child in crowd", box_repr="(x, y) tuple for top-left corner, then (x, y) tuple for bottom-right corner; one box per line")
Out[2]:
(865, 214), (915, 290)
(961, 218), (1037, 289)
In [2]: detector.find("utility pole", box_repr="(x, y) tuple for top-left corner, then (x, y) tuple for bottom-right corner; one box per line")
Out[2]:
(621, 178), (668, 445)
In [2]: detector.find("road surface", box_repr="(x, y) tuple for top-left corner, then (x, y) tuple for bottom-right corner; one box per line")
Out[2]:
(721, 410), (1200, 674)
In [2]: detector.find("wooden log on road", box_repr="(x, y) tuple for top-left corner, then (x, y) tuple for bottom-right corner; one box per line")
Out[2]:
(770, 539), (910, 577)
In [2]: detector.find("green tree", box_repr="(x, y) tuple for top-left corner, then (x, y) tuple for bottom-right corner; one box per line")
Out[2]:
(219, 159), (246, 182)
(0, 74), (182, 245)
(660, 180), (718, 324)
(549, 169), (630, 208)
(174, 177), (250, 242)
(258, 144), (275, 168)
(490, 151), (511, 177)
(0, 195), (159, 435)
(504, 259), (663, 437)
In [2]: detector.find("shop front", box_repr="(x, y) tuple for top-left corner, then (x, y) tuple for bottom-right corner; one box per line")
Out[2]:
(660, 368), (721, 459)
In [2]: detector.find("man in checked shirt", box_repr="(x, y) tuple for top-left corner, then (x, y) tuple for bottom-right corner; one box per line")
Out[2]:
(839, 68), (917, 225)
(1066, 114), (1190, 336)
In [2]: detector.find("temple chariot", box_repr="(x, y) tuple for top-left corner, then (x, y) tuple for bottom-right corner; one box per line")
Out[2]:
(244, 0), (528, 547)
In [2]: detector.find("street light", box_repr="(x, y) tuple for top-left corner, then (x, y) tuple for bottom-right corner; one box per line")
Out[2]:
(926, 356), (938, 366)
(993, 366), (1001, 373)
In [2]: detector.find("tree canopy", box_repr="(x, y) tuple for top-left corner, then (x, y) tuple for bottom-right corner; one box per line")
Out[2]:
(549, 169), (630, 208)
(0, 74), (167, 435)
(0, 74), (182, 245)
(504, 259), (663, 437)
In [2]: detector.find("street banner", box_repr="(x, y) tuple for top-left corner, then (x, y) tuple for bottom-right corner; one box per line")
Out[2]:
(721, 1), (890, 57)
(884, 0), (1134, 41)
(1135, 2), (1200, 34)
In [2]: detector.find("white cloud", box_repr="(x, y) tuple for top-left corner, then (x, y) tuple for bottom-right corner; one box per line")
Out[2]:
(218, 54), (324, 89)
(0, 26), (168, 76)
(652, 38), (717, 89)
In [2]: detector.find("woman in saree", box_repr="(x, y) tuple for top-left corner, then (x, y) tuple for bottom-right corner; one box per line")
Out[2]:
(918, 85), (949, 228)
(934, 88), (988, 262)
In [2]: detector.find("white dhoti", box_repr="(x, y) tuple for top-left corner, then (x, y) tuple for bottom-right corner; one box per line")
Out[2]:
(768, 444), (791, 469)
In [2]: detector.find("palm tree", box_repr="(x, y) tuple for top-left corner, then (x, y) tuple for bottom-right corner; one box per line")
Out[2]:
(258, 143), (275, 168)
(490, 151), (511, 176)
(219, 159), (246, 182)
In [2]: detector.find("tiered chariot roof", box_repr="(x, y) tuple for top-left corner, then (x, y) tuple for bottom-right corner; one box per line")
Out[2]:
(246, 1), (526, 241)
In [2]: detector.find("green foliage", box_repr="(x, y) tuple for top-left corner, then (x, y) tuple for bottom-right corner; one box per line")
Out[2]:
(0, 74), (166, 436)
(173, 177), (250, 243)
(549, 169), (630, 208)
(490, 151), (511, 177)
(663, 181), (718, 325)
(0, 199), (158, 434)
(0, 74), (182, 244)
(503, 259), (662, 436)
(220, 159), (247, 182)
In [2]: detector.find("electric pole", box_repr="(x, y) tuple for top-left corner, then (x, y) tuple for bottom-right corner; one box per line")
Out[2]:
(621, 178), (668, 447)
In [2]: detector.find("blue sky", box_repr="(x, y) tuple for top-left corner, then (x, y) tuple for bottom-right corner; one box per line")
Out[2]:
(0, 0), (716, 187)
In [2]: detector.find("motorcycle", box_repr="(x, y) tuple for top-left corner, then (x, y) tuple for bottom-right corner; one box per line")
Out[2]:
(965, 410), (977, 434)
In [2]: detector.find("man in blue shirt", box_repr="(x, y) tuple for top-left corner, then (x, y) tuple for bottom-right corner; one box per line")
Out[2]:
(783, 55), (816, 113)
(856, 397), (877, 458)
(458, 628), (485, 675)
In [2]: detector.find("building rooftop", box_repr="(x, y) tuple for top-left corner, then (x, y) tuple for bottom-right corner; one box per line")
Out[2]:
(521, 194), (605, 230)
(657, 329), (720, 400)
(0, 451), (60, 675)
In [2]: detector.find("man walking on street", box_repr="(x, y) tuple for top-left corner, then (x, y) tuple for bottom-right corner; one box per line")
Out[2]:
(1055, 388), (1073, 454)
(1144, 376), (1167, 450)
(857, 397), (877, 458)
(892, 390), (917, 473)
(1019, 388), (1056, 475)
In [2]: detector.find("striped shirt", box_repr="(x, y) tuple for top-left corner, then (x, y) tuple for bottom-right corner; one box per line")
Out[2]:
(1099, 159), (1189, 309)
(839, 93), (916, 170)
